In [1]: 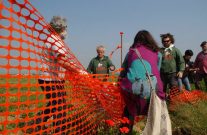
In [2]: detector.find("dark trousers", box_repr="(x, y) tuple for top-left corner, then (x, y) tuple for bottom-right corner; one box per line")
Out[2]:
(36, 79), (67, 134)
(160, 72), (178, 93)
(194, 73), (207, 91)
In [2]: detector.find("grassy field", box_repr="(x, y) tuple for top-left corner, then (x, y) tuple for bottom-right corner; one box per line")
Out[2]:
(0, 76), (44, 112)
(0, 76), (45, 132)
(170, 100), (207, 135)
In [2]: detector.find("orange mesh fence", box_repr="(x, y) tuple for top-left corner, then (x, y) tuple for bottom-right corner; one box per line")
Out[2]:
(168, 87), (207, 112)
(169, 87), (207, 105)
(0, 0), (124, 134)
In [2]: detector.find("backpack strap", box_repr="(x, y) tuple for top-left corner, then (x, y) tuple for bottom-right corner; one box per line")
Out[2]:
(131, 48), (154, 91)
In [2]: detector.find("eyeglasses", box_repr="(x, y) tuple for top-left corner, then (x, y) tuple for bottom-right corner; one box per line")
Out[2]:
(162, 40), (170, 43)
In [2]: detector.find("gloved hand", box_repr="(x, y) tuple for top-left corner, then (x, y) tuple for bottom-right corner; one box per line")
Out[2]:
(177, 71), (183, 78)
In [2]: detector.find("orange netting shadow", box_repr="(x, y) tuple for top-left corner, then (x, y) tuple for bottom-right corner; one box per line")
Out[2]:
(0, 0), (124, 134)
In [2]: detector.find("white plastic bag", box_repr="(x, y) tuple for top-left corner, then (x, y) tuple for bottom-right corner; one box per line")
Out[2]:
(142, 90), (172, 135)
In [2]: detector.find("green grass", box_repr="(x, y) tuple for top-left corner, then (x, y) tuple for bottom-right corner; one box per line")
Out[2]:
(170, 100), (207, 135)
(0, 76), (44, 131)
(191, 80), (206, 92)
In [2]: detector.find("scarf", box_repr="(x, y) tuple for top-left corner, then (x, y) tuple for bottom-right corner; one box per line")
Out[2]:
(164, 44), (174, 52)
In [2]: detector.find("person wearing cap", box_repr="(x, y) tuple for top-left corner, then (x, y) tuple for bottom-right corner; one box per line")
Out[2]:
(194, 41), (207, 90)
(178, 50), (195, 91)
(160, 33), (185, 94)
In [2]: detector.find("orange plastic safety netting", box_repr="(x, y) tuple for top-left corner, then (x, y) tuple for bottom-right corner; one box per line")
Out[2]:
(169, 87), (207, 105)
(0, 0), (124, 134)
(169, 88), (207, 112)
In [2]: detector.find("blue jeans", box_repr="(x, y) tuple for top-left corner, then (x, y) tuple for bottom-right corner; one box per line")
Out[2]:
(178, 76), (191, 91)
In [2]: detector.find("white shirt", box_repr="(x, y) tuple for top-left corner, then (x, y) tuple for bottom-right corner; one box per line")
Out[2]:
(39, 34), (66, 81)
